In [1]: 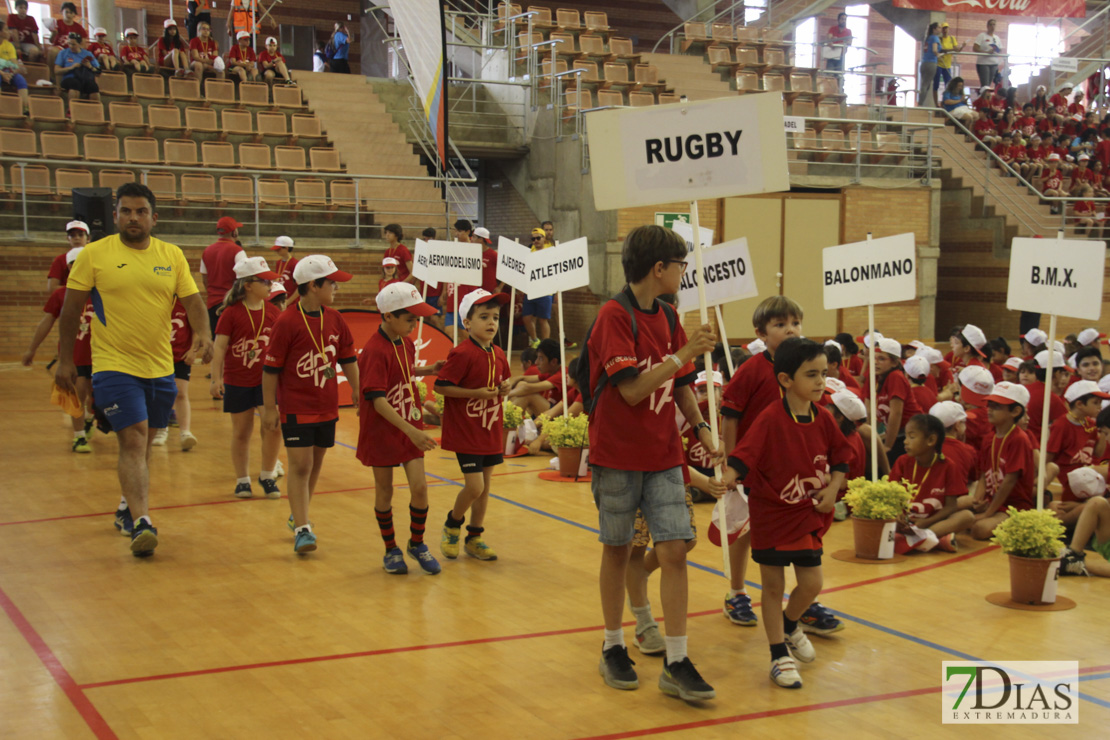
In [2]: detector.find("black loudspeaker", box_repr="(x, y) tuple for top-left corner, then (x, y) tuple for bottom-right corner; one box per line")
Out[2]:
(71, 187), (116, 238)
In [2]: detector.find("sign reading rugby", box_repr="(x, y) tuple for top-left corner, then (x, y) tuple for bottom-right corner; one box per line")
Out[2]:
(526, 237), (590, 295)
(822, 233), (917, 310)
(1007, 237), (1106, 321)
(586, 94), (790, 210)
(413, 239), (483, 287)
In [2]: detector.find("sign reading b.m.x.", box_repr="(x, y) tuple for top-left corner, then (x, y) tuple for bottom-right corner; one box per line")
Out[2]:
(1007, 237), (1107, 321)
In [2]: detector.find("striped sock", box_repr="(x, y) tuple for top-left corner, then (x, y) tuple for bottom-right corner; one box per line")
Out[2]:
(375, 507), (396, 550)
(465, 525), (483, 543)
(409, 505), (428, 545)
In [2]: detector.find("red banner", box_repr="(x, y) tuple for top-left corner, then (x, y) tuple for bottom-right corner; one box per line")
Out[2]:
(891, 0), (1085, 18)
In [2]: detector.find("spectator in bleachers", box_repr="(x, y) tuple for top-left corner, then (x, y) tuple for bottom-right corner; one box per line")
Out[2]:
(157, 19), (190, 77)
(1026, 134), (1046, 179)
(6, 0), (42, 63)
(941, 77), (976, 127)
(934, 23), (964, 99)
(1049, 83), (1072, 126)
(1016, 103), (1036, 139)
(46, 2), (86, 74)
(119, 28), (151, 73)
(1031, 85), (1050, 114)
(823, 13), (851, 76)
(973, 19), (1003, 89)
(1010, 136), (1032, 179)
(972, 109), (999, 148)
(1069, 90), (1086, 119)
(1073, 185), (1099, 236)
(1042, 153), (1065, 212)
(189, 21), (223, 79)
(227, 30), (259, 82)
(993, 131), (1014, 171)
(329, 22), (350, 75)
(88, 28), (119, 71)
(0, 22), (31, 114)
(258, 37), (292, 85)
(186, 0), (213, 42)
(54, 32), (99, 105)
(918, 23), (941, 107)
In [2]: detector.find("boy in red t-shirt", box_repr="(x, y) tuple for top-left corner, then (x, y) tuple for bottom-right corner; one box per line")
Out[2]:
(382, 223), (414, 283)
(904, 355), (937, 413)
(47, 219), (89, 292)
(87, 27), (118, 70)
(46, 2), (85, 70)
(507, 337), (563, 416)
(227, 30), (259, 82)
(1046, 380), (1108, 526)
(270, 235), (298, 297)
(587, 225), (719, 701)
(725, 338), (852, 689)
(118, 27), (151, 73)
(358, 283), (443, 575)
(966, 382), (1037, 539)
(263, 255), (359, 554)
(258, 36), (292, 84)
(153, 297), (198, 451)
(435, 289), (512, 562)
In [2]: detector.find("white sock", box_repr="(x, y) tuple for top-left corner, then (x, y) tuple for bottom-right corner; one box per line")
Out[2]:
(664, 635), (688, 664)
(237, 477), (251, 486)
(260, 470), (275, 481)
(74, 431), (86, 440)
(630, 603), (654, 633)
(603, 628), (624, 650)
(138, 515), (152, 526)
(729, 588), (747, 598)
(117, 496), (128, 512)
(295, 524), (312, 534)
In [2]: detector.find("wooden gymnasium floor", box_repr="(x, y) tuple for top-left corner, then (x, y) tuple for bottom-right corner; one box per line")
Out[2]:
(1, 362), (1108, 740)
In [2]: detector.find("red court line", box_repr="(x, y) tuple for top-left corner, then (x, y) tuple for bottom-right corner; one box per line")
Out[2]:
(821, 544), (1000, 595)
(0, 585), (118, 740)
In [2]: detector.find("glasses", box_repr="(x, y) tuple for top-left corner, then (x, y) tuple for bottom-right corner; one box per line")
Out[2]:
(532, 236), (544, 240)
(665, 259), (689, 272)
(248, 278), (273, 286)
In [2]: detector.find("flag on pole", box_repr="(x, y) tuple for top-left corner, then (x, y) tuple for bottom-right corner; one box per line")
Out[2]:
(391, 1), (449, 170)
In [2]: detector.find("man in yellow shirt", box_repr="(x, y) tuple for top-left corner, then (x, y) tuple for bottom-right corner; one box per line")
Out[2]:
(56, 182), (213, 558)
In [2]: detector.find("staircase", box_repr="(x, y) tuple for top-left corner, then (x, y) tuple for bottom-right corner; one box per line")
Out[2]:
(641, 52), (736, 99)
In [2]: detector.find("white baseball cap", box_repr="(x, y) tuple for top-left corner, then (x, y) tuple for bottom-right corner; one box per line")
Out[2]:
(382, 257), (400, 267)
(909, 340), (928, 350)
(984, 380), (1030, 408)
(1078, 328), (1106, 347)
(271, 235), (294, 251)
(459, 288), (509, 319)
(1047, 152), (1062, 162)
(747, 338), (766, 354)
(930, 401), (967, 428)
(473, 226), (492, 243)
(904, 355), (930, 379)
(1022, 328), (1048, 347)
(961, 323), (988, 356)
(65, 246), (83, 264)
(1099, 374), (1110, 395)
(1079, 153), (1091, 162)
(832, 391), (866, 422)
(1034, 349), (1069, 370)
(824, 377), (847, 394)
(1068, 467), (1107, 500)
(1003, 356), (1023, 371)
(376, 282), (437, 316)
(65, 219), (89, 234)
(824, 339), (842, 352)
(124, 27), (139, 37)
(958, 366), (995, 407)
(93, 27), (107, 37)
(860, 331), (884, 349)
(1064, 379), (1110, 403)
(233, 256), (280, 281)
(877, 337), (902, 357)
(164, 19), (178, 29)
(269, 282), (287, 296)
(695, 370), (723, 387)
(266, 36), (278, 45)
(237, 30), (251, 40)
(292, 254), (352, 284)
(916, 347), (944, 365)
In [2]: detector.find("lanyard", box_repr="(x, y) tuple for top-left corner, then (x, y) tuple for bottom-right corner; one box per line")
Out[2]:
(912, 453), (938, 493)
(299, 304), (332, 378)
(990, 425), (1016, 479)
(390, 336), (422, 421)
(243, 303), (265, 358)
(785, 397), (815, 425)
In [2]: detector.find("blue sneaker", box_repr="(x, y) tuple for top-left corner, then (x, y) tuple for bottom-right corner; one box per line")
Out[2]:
(114, 507), (133, 537)
(407, 540), (442, 575)
(383, 547), (408, 574)
(287, 514), (313, 532)
(130, 519), (158, 557)
(800, 602), (844, 636)
(724, 593), (758, 626)
(294, 528), (317, 554)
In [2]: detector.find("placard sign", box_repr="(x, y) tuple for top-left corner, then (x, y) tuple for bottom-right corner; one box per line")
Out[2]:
(413, 239), (483, 287)
(677, 237), (759, 309)
(1051, 57), (1079, 73)
(495, 236), (532, 292)
(526, 237), (590, 296)
(822, 233), (917, 310)
(585, 93), (790, 210)
(671, 220), (714, 252)
(1007, 237), (1106, 321)
(410, 239), (437, 288)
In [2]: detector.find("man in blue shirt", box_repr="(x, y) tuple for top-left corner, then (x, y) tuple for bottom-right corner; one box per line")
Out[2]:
(55, 32), (99, 102)
(330, 22), (349, 74)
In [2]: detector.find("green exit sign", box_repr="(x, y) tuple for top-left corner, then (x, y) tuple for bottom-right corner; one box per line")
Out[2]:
(655, 212), (690, 230)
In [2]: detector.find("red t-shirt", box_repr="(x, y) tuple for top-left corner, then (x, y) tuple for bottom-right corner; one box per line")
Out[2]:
(1049, 93), (1068, 115)
(481, 247), (500, 292)
(384, 244), (413, 282)
(378, 277), (401, 292)
(6, 14), (39, 46)
(839, 367), (863, 396)
(721, 350), (779, 442)
(200, 238), (245, 309)
(964, 406), (992, 452)
(274, 256), (298, 297)
(170, 299), (193, 363)
(861, 369), (921, 434)
(910, 383), (937, 414)
(156, 37), (186, 65)
(1047, 414), (1097, 501)
(988, 362), (1006, 382)
(972, 119), (996, 140)
(977, 426), (1036, 511)
(190, 37), (219, 61)
(88, 41), (115, 58)
(48, 253), (69, 286)
(119, 43), (148, 63)
(1008, 144), (1028, 162)
(730, 401), (852, 550)
(263, 306), (356, 424)
(586, 295), (694, 471)
(357, 328), (425, 466)
(1025, 380), (1066, 439)
(215, 301), (278, 387)
(1017, 117), (1036, 138)
(52, 20), (86, 48)
(43, 288), (93, 366)
(258, 49), (286, 67)
(228, 45), (257, 64)
(945, 436), (978, 486)
(890, 453), (967, 521)
(678, 398), (716, 471)
(1042, 170), (1064, 193)
(847, 354), (863, 379)
(435, 338), (511, 455)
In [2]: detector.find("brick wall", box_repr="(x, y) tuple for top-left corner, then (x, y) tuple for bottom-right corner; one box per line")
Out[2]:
(481, 162), (544, 243)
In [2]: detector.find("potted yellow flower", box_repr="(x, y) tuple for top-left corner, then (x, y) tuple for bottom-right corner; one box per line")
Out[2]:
(991, 507), (1066, 605)
(843, 476), (913, 559)
(543, 414), (590, 477)
(502, 401), (524, 454)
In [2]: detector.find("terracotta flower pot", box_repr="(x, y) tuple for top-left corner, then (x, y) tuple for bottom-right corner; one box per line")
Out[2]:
(1008, 554), (1061, 605)
(557, 447), (583, 477)
(851, 516), (896, 559)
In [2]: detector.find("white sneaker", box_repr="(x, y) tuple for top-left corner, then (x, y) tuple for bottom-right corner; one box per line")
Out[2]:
(770, 656), (802, 688)
(274, 459), (285, 478)
(180, 431), (198, 452)
(151, 428), (168, 446)
(785, 626), (816, 663)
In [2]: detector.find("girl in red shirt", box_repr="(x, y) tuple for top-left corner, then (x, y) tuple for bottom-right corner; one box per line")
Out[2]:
(1073, 185), (1099, 236)
(379, 257), (401, 292)
(259, 36), (292, 84)
(156, 18), (189, 76)
(46, 2), (85, 70)
(862, 337), (922, 464)
(972, 114), (998, 148)
(211, 257), (283, 500)
(88, 27), (118, 70)
(189, 21), (223, 79)
(118, 28), (150, 73)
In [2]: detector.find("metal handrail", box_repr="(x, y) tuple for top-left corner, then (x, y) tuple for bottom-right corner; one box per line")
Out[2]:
(1062, 3), (1110, 44)
(652, 0), (748, 54)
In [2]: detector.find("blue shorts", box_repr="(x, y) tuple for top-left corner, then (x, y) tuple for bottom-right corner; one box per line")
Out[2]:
(442, 312), (464, 328)
(223, 383), (263, 414)
(92, 371), (177, 431)
(522, 295), (553, 320)
(591, 465), (692, 546)
(426, 295), (440, 310)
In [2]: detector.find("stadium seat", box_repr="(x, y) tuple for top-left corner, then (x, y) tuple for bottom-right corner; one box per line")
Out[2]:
(22, 63), (50, 88)
(181, 173), (216, 202)
(628, 91), (655, 107)
(309, 147), (341, 172)
(681, 22), (708, 53)
(556, 8), (582, 30)
(0, 93), (23, 122)
(290, 114), (325, 144)
(83, 134), (121, 162)
(40, 131), (79, 159)
(124, 136), (160, 164)
(10, 163), (50, 194)
(28, 96), (66, 124)
(272, 85), (303, 109)
(294, 177), (328, 206)
(97, 72), (129, 98)
(274, 145), (306, 170)
(597, 89), (624, 107)
(55, 167), (94, 193)
(608, 37), (640, 65)
(222, 108), (255, 138)
(0, 128), (38, 155)
(238, 82), (270, 107)
(633, 65), (666, 93)
(168, 77), (203, 103)
(109, 102), (147, 136)
(145, 171), (177, 203)
(238, 143), (272, 169)
(584, 10), (610, 33)
(204, 78), (236, 105)
(528, 6), (556, 30)
(550, 32), (579, 61)
(329, 179), (358, 208)
(148, 104), (185, 135)
(256, 111), (289, 144)
(578, 35), (613, 64)
(69, 100), (109, 133)
(133, 74), (166, 100)
(164, 138), (198, 166)
(258, 178), (290, 206)
(99, 169), (137, 190)
(202, 141), (236, 168)
(185, 106), (221, 133)
(219, 175), (255, 204)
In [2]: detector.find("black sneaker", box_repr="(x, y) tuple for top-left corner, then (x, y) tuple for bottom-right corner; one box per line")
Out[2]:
(258, 477), (281, 499)
(83, 416), (95, 436)
(114, 507), (133, 536)
(1060, 548), (1089, 576)
(234, 482), (253, 499)
(659, 657), (716, 701)
(599, 643), (638, 690)
(130, 519), (158, 557)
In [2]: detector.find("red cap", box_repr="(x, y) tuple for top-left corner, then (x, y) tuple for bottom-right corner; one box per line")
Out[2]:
(216, 216), (243, 234)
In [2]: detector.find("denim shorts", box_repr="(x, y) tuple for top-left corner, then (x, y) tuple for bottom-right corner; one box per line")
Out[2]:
(522, 295), (553, 320)
(92, 371), (177, 431)
(591, 465), (692, 546)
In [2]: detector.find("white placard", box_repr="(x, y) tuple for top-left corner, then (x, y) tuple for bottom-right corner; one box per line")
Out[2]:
(671, 220), (714, 252)
(1051, 57), (1078, 73)
(677, 237), (759, 309)
(1007, 237), (1106, 321)
(496, 236), (532, 292)
(822, 233), (917, 310)
(1042, 559), (1060, 603)
(783, 115), (806, 133)
(413, 239), (483, 287)
(586, 93), (790, 211)
(526, 236), (590, 296)
(877, 521), (897, 559)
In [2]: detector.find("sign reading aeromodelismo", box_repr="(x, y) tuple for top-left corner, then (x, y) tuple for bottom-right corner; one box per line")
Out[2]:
(585, 93), (790, 211)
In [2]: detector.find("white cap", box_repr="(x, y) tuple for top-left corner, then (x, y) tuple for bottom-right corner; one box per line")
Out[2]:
(747, 338), (766, 354)
(984, 381), (1030, 408)
(831, 391), (866, 422)
(164, 19), (177, 29)
(273, 235), (294, 249)
(1022, 328), (1048, 347)
(233, 256), (280, 280)
(695, 370), (723, 387)
(65, 219), (89, 233)
(1064, 379), (1110, 403)
(473, 226), (492, 242)
(824, 339), (842, 352)
(961, 323), (988, 354)
(1100, 374), (1110, 394)
(93, 27), (107, 36)
(861, 331), (884, 349)
(124, 27), (139, 37)
(1079, 153), (1091, 161)
(1078, 328), (1106, 346)
(1003, 357), (1023, 371)
(459, 288), (510, 319)
(916, 347), (944, 365)
(237, 30), (251, 40)
(269, 282), (287, 296)
(877, 337), (902, 357)
(904, 355), (930, 379)
(1068, 354), (1078, 370)
(382, 257), (400, 267)
(958, 366), (995, 406)
(266, 36), (278, 45)
(65, 246), (83, 264)
(909, 340), (928, 350)
(1069, 467), (1107, 500)
(1047, 153), (1062, 162)
(376, 283), (437, 316)
(1034, 349), (1068, 370)
(1053, 340), (1066, 355)
(292, 254), (352, 284)
(824, 377), (847, 394)
(929, 401), (967, 428)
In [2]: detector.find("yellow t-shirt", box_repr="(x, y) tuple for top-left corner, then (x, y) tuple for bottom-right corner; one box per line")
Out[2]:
(67, 234), (199, 378)
(938, 35), (959, 69)
(0, 40), (18, 66)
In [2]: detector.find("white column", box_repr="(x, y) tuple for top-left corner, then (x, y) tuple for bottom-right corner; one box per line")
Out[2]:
(87, 0), (117, 42)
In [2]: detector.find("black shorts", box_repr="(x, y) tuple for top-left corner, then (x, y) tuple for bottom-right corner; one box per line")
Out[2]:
(76, 364), (92, 378)
(60, 75), (98, 96)
(207, 305), (220, 339)
(752, 546), (823, 568)
(174, 360), (192, 381)
(281, 418), (336, 448)
(456, 452), (504, 473)
(223, 383), (263, 414)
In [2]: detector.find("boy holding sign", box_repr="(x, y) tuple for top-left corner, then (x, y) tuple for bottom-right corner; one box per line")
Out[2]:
(588, 225), (720, 701)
